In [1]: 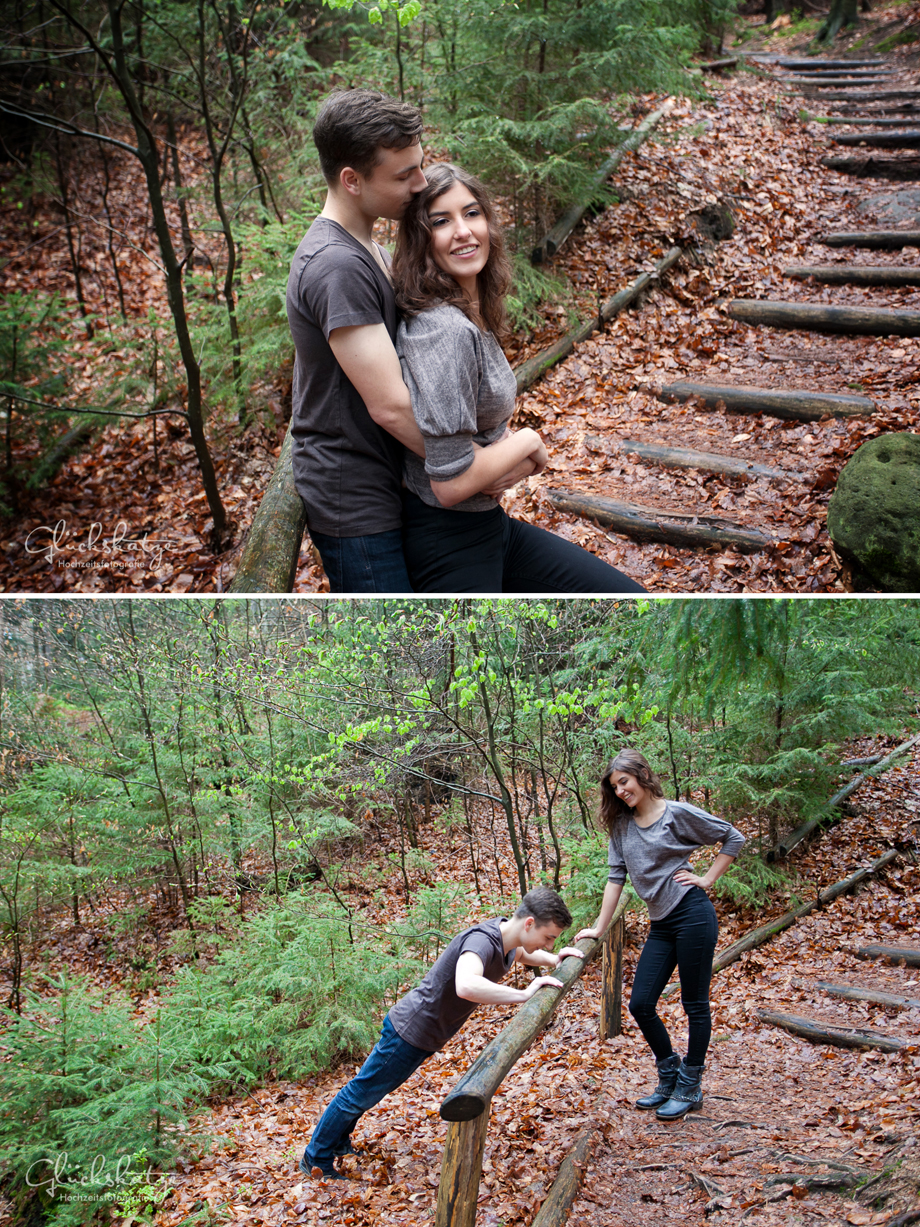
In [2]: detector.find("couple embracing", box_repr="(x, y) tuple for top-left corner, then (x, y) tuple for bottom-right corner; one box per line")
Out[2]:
(287, 89), (646, 595)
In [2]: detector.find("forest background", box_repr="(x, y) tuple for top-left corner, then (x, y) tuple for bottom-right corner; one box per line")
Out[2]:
(0, 0), (733, 553)
(0, 595), (918, 1226)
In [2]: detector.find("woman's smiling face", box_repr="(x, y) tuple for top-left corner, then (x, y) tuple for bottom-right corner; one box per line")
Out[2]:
(610, 771), (647, 810)
(426, 181), (490, 295)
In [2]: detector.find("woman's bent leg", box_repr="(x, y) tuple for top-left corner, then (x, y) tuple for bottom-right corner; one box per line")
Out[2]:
(500, 514), (646, 593)
(402, 491), (504, 593)
(673, 889), (719, 1066)
(629, 927), (679, 1061)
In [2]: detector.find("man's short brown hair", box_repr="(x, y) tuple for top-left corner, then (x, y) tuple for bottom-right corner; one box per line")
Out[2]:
(515, 887), (572, 930)
(313, 88), (423, 184)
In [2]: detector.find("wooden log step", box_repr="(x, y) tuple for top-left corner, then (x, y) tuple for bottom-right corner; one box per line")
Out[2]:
(776, 58), (889, 69)
(786, 76), (895, 87)
(834, 129), (920, 147)
(790, 90), (920, 101)
(784, 264), (920, 286)
(728, 299), (920, 337)
(616, 437), (805, 483)
(818, 228), (920, 248)
(855, 944), (920, 968)
(808, 115), (920, 125)
(755, 1009), (906, 1052)
(657, 380), (874, 420)
(699, 57), (738, 72)
(817, 981), (920, 1010)
(821, 153), (920, 179)
(543, 488), (770, 552)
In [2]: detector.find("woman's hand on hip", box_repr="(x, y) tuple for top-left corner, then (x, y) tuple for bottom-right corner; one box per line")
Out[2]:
(673, 870), (709, 889)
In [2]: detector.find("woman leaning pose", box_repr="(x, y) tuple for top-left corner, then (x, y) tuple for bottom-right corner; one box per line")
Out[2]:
(575, 749), (745, 1120)
(390, 163), (646, 594)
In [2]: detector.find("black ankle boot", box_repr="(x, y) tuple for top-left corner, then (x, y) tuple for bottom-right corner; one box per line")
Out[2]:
(655, 1061), (704, 1120)
(635, 1053), (682, 1110)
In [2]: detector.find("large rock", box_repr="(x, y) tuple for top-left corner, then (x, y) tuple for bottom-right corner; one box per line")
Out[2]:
(827, 433), (920, 592)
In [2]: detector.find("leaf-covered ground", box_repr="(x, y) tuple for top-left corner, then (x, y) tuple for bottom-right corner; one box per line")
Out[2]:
(120, 736), (920, 1227)
(2, 4), (919, 592)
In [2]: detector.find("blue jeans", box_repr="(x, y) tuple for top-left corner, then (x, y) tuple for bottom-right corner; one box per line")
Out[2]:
(303, 1017), (433, 1173)
(629, 887), (718, 1067)
(310, 529), (412, 594)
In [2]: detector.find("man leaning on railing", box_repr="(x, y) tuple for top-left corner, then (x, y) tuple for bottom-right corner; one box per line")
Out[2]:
(298, 886), (583, 1181)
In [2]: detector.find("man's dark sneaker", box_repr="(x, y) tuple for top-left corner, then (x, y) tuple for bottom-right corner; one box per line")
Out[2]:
(298, 1155), (344, 1181)
(334, 1140), (358, 1157)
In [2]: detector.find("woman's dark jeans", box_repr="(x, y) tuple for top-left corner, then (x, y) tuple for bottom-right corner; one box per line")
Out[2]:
(628, 887), (718, 1067)
(402, 491), (646, 594)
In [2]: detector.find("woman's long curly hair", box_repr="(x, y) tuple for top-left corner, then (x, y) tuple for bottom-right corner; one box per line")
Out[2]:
(599, 748), (664, 835)
(392, 162), (512, 337)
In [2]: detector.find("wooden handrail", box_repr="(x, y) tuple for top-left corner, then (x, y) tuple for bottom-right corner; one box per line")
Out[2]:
(228, 425), (306, 593)
(439, 897), (628, 1122)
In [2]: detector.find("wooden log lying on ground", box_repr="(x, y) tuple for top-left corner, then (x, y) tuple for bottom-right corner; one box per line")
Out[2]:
(769, 731), (920, 860)
(229, 426), (307, 593)
(808, 115), (920, 125)
(699, 57), (738, 72)
(711, 848), (902, 973)
(822, 154), (920, 179)
(817, 981), (920, 1010)
(784, 264), (920, 286)
(777, 58), (888, 69)
(789, 90), (920, 102)
(439, 898), (627, 1122)
(786, 76), (894, 87)
(543, 488), (770, 553)
(515, 246), (683, 391)
(531, 1117), (603, 1227)
(834, 130), (920, 148)
(818, 229), (920, 248)
(728, 299), (920, 337)
(617, 437), (805, 483)
(856, 944), (920, 968)
(30, 420), (98, 487)
(532, 100), (674, 263)
(756, 1009), (907, 1053)
(657, 380), (873, 420)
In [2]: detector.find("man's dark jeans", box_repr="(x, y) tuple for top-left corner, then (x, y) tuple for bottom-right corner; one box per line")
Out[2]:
(303, 1017), (432, 1174)
(310, 529), (412, 594)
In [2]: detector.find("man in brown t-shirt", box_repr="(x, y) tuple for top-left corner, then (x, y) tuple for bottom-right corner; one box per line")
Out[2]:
(299, 887), (583, 1179)
(286, 88), (427, 593)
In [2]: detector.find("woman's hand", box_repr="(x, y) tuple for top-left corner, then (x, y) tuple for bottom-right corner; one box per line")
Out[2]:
(673, 870), (709, 889)
(574, 927), (599, 942)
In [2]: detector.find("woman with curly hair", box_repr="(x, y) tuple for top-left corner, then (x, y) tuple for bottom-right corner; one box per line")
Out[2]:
(576, 748), (745, 1120)
(391, 162), (645, 594)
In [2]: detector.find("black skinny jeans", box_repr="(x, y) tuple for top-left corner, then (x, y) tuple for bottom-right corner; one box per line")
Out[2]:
(628, 887), (718, 1067)
(402, 491), (647, 594)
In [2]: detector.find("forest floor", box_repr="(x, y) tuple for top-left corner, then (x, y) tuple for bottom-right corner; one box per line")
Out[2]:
(5, 735), (918, 1227)
(1, 4), (919, 592)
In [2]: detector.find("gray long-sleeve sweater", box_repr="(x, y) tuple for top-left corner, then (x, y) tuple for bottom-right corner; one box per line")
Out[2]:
(607, 800), (745, 920)
(397, 304), (518, 512)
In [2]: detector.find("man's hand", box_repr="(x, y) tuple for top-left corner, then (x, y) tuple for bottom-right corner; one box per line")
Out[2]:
(522, 975), (564, 998)
(549, 947), (585, 967)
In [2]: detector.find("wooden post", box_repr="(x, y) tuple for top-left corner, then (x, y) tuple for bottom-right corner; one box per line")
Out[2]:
(435, 1106), (491, 1227)
(600, 913), (624, 1040)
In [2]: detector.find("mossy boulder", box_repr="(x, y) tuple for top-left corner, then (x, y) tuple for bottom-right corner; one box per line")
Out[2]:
(827, 433), (920, 592)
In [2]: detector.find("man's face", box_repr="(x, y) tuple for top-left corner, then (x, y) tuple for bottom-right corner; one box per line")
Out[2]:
(358, 141), (426, 221)
(521, 920), (564, 954)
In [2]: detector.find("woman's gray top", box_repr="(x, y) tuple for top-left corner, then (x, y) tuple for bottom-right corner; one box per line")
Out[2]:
(607, 800), (746, 921)
(397, 304), (518, 512)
